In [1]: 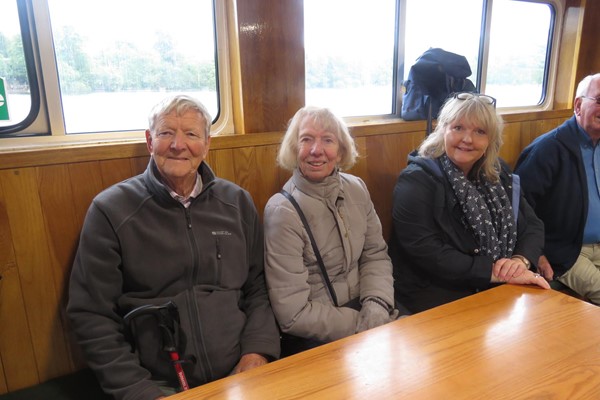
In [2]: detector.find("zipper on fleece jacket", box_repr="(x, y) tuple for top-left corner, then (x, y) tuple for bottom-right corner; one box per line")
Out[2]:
(183, 206), (215, 383)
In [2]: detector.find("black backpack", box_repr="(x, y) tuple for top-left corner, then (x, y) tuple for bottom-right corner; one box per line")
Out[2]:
(401, 48), (476, 133)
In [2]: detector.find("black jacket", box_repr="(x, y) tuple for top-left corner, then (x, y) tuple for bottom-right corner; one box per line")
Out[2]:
(389, 154), (544, 313)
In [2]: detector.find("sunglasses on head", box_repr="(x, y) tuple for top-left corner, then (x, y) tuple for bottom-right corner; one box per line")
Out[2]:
(452, 92), (497, 108)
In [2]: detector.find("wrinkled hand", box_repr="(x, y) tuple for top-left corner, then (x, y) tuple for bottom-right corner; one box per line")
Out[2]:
(537, 255), (554, 281)
(507, 269), (551, 290)
(492, 257), (528, 282)
(355, 300), (392, 333)
(230, 353), (268, 375)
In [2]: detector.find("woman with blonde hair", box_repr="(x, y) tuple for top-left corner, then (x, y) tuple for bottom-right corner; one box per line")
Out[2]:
(389, 93), (550, 313)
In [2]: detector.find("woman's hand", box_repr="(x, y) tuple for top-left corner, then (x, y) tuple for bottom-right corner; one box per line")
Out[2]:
(507, 269), (551, 289)
(492, 257), (528, 282)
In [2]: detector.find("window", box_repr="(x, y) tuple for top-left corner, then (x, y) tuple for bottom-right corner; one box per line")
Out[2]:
(0, 0), (223, 139)
(304, 0), (397, 117)
(0, 0), (40, 133)
(47, 0), (218, 134)
(304, 0), (558, 117)
(486, 1), (553, 106)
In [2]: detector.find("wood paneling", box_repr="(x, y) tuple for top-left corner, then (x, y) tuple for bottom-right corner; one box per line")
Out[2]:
(555, 0), (584, 109)
(0, 168), (71, 386)
(576, 0), (600, 88)
(2, 0), (600, 392)
(236, 0), (304, 133)
(0, 110), (574, 393)
(0, 177), (38, 392)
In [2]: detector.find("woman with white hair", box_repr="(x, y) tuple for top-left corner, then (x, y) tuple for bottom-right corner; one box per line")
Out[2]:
(264, 106), (401, 356)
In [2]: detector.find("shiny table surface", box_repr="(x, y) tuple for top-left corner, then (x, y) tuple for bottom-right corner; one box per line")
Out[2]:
(169, 285), (600, 399)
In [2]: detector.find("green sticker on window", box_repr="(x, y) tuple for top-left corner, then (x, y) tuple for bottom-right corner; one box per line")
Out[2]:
(0, 78), (9, 121)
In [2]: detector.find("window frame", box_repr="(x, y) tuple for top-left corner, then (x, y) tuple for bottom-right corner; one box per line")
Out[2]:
(0, 0), (233, 149)
(0, 0), (43, 136)
(338, 0), (564, 125)
(0, 0), (567, 148)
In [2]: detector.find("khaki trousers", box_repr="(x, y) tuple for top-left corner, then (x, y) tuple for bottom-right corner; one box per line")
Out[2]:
(558, 243), (600, 305)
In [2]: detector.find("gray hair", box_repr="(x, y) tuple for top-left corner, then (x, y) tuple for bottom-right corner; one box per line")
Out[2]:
(277, 106), (358, 171)
(418, 95), (504, 182)
(148, 94), (212, 140)
(575, 73), (600, 98)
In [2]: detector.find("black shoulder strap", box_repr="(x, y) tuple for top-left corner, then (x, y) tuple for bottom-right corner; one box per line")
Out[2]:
(280, 189), (339, 307)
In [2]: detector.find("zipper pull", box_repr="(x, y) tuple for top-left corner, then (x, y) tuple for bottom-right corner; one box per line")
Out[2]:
(185, 209), (192, 229)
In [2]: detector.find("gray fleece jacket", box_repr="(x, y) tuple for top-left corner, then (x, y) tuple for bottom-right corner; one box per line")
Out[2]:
(67, 159), (279, 400)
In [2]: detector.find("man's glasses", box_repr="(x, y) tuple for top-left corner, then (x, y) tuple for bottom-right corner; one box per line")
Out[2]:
(581, 95), (600, 105)
(452, 92), (497, 108)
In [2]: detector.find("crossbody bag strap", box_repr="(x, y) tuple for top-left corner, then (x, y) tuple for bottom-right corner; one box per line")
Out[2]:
(280, 189), (339, 307)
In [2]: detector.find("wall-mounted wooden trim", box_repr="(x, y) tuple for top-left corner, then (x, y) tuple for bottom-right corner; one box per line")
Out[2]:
(0, 109), (573, 171)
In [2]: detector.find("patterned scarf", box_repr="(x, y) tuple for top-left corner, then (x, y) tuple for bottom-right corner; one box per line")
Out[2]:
(439, 154), (517, 261)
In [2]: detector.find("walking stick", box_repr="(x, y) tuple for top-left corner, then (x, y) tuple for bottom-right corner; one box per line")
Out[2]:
(123, 301), (190, 391)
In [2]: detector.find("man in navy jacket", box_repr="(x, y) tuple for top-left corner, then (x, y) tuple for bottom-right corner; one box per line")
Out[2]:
(515, 73), (600, 304)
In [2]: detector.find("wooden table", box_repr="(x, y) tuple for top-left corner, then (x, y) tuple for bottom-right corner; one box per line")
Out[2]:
(169, 285), (600, 399)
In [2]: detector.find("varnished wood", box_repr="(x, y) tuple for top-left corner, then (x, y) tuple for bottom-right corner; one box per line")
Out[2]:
(0, 109), (578, 394)
(0, 0), (599, 392)
(576, 0), (600, 94)
(554, 0), (584, 109)
(0, 168), (72, 383)
(37, 165), (84, 370)
(0, 180), (38, 392)
(168, 286), (600, 400)
(235, 0), (305, 133)
(0, 110), (573, 171)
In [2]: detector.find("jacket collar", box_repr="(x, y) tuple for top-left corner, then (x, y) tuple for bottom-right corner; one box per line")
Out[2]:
(291, 167), (342, 204)
(144, 158), (216, 205)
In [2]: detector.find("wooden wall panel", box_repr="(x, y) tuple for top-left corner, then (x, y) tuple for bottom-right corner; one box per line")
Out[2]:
(251, 145), (282, 215)
(37, 165), (87, 370)
(555, 0), (584, 109)
(208, 148), (237, 183)
(0, 253), (36, 392)
(346, 136), (368, 180)
(0, 111), (575, 394)
(0, 178), (38, 392)
(67, 161), (105, 229)
(575, 0), (600, 89)
(0, 168), (71, 385)
(500, 121), (523, 168)
(231, 147), (259, 198)
(130, 156), (150, 176)
(364, 132), (425, 241)
(0, 357), (6, 394)
(99, 158), (135, 189)
(236, 0), (305, 133)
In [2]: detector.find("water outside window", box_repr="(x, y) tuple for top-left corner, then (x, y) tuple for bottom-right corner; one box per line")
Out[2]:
(304, 0), (397, 117)
(47, 0), (218, 134)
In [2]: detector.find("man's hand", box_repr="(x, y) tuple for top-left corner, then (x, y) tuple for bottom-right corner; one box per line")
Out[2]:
(537, 255), (554, 280)
(230, 353), (268, 375)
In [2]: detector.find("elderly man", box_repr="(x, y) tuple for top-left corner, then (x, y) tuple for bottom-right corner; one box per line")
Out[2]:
(515, 73), (600, 304)
(67, 95), (280, 400)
